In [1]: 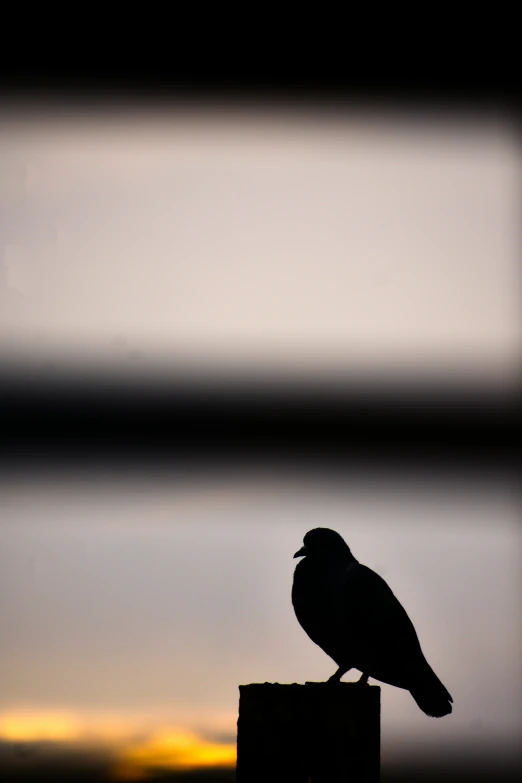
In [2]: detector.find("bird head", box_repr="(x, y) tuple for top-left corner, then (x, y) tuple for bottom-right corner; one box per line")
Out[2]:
(293, 527), (355, 561)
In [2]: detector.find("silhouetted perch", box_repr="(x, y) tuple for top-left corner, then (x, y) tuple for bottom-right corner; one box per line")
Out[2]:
(237, 682), (380, 782)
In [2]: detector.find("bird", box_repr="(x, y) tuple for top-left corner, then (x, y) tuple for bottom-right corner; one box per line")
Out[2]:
(292, 527), (453, 718)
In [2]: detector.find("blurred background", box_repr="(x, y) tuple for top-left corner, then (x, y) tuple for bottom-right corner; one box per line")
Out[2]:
(0, 99), (519, 781)
(0, 104), (518, 380)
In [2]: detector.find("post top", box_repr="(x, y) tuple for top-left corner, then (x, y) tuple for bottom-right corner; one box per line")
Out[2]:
(239, 681), (381, 690)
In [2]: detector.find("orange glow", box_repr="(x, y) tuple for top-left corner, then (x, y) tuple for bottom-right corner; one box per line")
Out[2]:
(0, 710), (236, 779)
(110, 727), (236, 781)
(0, 711), (81, 742)
(0, 710), (146, 745)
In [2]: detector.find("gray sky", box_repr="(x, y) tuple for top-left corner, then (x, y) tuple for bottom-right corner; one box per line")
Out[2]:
(0, 473), (519, 768)
(0, 106), (519, 380)
(0, 105), (519, 777)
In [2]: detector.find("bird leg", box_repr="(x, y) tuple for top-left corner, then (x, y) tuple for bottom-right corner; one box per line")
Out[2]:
(356, 672), (370, 685)
(327, 665), (352, 684)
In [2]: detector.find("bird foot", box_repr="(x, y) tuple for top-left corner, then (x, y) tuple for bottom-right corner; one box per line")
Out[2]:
(326, 675), (342, 685)
(356, 673), (369, 686)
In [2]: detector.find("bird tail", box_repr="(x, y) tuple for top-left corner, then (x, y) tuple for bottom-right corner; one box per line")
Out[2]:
(410, 668), (453, 718)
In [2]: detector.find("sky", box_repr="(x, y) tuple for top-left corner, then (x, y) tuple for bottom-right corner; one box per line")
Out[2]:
(0, 105), (519, 382)
(0, 472), (520, 779)
(0, 103), (520, 779)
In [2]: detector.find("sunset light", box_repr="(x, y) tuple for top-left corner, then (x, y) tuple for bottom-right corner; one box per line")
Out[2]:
(110, 727), (236, 780)
(0, 711), (82, 742)
(0, 710), (236, 779)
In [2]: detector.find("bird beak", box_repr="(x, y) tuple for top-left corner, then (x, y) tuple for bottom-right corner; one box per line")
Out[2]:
(293, 546), (308, 558)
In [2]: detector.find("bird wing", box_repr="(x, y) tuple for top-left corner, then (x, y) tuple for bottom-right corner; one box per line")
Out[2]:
(339, 563), (427, 684)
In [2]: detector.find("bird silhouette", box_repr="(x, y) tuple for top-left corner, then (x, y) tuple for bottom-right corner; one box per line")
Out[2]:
(292, 528), (453, 717)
